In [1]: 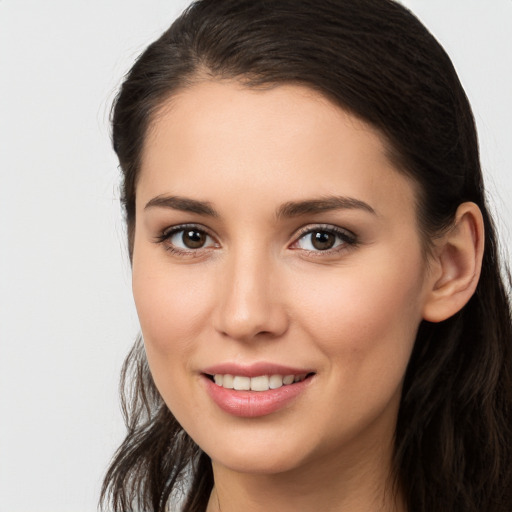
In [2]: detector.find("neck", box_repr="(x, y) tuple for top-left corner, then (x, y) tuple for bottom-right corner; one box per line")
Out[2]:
(206, 432), (405, 512)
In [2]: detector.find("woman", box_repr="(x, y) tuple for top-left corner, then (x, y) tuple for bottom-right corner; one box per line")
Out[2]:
(100, 1), (512, 511)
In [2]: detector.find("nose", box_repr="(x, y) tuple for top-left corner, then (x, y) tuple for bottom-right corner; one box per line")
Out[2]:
(213, 249), (289, 342)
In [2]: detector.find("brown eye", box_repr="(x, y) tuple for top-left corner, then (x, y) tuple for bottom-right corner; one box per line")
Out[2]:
(182, 229), (207, 249)
(294, 226), (356, 253)
(311, 231), (336, 250)
(162, 226), (217, 252)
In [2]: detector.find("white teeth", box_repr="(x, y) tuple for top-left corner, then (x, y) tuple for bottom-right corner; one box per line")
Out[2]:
(269, 374), (283, 389)
(212, 373), (310, 391)
(283, 375), (295, 385)
(250, 375), (269, 391)
(233, 376), (251, 390)
(222, 374), (234, 389)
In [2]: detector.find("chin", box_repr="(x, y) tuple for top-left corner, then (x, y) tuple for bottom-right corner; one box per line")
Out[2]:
(210, 448), (304, 475)
(196, 427), (315, 476)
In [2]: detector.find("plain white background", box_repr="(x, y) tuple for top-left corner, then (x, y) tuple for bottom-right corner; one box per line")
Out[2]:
(0, 1), (511, 511)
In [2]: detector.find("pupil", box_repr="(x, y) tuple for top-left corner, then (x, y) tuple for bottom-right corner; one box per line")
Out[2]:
(183, 230), (206, 249)
(312, 231), (335, 250)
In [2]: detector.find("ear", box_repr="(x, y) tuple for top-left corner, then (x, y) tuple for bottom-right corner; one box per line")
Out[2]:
(422, 202), (485, 323)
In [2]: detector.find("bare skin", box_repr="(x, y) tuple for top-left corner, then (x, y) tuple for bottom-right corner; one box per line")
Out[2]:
(133, 81), (483, 512)
(206, 427), (406, 512)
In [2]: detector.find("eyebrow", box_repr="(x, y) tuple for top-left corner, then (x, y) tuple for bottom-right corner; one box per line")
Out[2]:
(276, 196), (376, 219)
(144, 194), (376, 218)
(144, 195), (219, 217)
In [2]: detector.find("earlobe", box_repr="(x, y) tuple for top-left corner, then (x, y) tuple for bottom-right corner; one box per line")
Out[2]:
(422, 202), (484, 323)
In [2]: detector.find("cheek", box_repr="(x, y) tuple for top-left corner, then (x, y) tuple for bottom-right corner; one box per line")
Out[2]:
(131, 255), (217, 417)
(131, 250), (215, 362)
(294, 256), (425, 370)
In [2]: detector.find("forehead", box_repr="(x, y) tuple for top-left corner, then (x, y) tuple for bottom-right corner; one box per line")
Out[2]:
(138, 80), (418, 222)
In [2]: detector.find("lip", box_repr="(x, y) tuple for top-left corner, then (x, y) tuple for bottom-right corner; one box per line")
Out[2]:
(202, 362), (315, 378)
(201, 362), (315, 418)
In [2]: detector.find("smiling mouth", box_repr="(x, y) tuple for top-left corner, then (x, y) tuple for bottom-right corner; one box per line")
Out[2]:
(205, 372), (315, 392)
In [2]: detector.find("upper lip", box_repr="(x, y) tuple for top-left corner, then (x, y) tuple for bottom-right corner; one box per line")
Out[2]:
(202, 362), (316, 378)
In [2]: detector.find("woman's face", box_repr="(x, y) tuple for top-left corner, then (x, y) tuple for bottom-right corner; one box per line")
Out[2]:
(132, 81), (433, 475)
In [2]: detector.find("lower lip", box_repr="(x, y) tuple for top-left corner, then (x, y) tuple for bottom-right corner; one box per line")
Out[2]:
(202, 375), (313, 418)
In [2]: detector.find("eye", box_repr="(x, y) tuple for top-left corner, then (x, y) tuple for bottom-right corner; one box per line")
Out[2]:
(170, 228), (210, 249)
(292, 226), (357, 252)
(156, 225), (218, 253)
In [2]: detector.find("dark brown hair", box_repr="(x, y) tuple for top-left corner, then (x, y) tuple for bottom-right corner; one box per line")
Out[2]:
(101, 1), (512, 511)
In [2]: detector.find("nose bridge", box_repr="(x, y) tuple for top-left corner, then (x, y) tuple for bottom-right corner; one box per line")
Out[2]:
(214, 241), (287, 340)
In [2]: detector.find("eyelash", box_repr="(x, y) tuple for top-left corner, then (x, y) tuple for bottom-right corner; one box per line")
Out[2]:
(154, 224), (218, 257)
(154, 223), (358, 256)
(290, 224), (358, 255)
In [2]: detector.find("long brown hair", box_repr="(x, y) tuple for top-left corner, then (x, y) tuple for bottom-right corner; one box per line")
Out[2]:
(101, 1), (512, 510)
